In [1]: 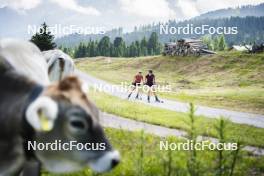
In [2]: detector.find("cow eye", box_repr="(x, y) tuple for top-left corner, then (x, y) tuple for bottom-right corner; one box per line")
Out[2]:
(71, 120), (86, 129)
(69, 116), (88, 133)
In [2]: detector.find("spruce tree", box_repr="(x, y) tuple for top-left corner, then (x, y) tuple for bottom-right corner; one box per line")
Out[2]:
(148, 32), (160, 55)
(113, 37), (125, 57)
(98, 36), (111, 56)
(30, 22), (56, 51)
(218, 35), (227, 51)
(213, 36), (219, 51)
(140, 37), (148, 56)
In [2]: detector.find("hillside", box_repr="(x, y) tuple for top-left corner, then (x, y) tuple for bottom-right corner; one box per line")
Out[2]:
(56, 16), (264, 47)
(196, 3), (264, 19)
(56, 3), (264, 47)
(76, 52), (264, 114)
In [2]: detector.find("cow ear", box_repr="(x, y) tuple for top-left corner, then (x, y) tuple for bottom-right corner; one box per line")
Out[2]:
(26, 96), (58, 132)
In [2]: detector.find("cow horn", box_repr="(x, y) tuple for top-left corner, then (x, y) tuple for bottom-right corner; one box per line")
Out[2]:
(26, 96), (58, 131)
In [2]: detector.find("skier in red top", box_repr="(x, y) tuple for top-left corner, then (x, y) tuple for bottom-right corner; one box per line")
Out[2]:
(127, 71), (144, 99)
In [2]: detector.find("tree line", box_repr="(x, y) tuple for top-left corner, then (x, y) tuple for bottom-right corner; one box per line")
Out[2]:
(66, 32), (162, 58)
(30, 23), (228, 58)
(30, 23), (162, 58)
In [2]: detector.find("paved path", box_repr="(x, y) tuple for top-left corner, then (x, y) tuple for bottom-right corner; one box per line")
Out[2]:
(76, 70), (264, 128)
(101, 112), (264, 156)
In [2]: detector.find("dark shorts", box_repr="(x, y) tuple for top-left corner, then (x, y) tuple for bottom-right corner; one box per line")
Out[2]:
(132, 82), (141, 87)
(145, 83), (154, 87)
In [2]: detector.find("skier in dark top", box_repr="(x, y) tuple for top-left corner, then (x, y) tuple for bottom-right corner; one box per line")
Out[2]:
(145, 70), (161, 103)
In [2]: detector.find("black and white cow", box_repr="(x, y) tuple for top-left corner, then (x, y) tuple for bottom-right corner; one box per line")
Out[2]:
(0, 39), (120, 176)
(42, 49), (75, 82)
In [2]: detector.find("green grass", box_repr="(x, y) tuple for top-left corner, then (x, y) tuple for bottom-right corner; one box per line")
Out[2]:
(87, 90), (264, 147)
(76, 52), (264, 114)
(42, 52), (264, 176)
(159, 88), (264, 114)
(43, 128), (264, 176)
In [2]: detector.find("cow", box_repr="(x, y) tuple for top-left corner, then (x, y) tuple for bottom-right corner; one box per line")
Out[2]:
(42, 49), (75, 82)
(0, 39), (120, 176)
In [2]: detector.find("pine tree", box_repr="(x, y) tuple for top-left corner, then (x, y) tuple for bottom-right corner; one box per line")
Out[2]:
(30, 22), (56, 51)
(148, 32), (160, 55)
(135, 40), (141, 57)
(89, 41), (97, 57)
(213, 36), (219, 51)
(98, 36), (111, 56)
(140, 37), (148, 56)
(218, 35), (227, 51)
(129, 42), (137, 57)
(113, 37), (125, 57)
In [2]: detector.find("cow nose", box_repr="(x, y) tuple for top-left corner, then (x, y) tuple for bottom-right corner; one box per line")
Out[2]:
(111, 158), (120, 168)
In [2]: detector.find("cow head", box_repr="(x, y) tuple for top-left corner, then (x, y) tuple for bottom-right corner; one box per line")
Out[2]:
(25, 76), (120, 173)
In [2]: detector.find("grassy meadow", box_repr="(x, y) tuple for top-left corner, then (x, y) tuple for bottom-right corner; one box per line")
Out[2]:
(76, 52), (264, 114)
(43, 128), (264, 176)
(87, 90), (264, 147)
(51, 51), (264, 176)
